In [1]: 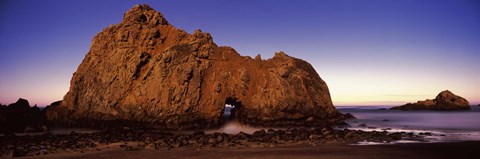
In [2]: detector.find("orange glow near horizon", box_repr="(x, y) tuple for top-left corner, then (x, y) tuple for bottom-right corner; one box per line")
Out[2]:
(321, 68), (480, 106)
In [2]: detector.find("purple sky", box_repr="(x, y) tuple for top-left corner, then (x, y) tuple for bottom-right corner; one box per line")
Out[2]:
(1, 0), (479, 106)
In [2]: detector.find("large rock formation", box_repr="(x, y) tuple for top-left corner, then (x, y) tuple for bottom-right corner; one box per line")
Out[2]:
(46, 4), (342, 129)
(0, 98), (46, 132)
(390, 90), (470, 111)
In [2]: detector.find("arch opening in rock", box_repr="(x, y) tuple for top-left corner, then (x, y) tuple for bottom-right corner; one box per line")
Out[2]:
(221, 97), (243, 122)
(222, 104), (234, 121)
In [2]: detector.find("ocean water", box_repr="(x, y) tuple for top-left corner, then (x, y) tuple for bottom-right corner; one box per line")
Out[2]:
(337, 106), (480, 143)
(8, 105), (480, 144)
(207, 105), (480, 143)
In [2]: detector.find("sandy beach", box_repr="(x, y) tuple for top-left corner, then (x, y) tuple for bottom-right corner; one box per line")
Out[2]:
(17, 141), (480, 159)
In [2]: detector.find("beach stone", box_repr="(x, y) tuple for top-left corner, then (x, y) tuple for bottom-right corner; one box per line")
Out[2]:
(419, 132), (432, 136)
(306, 117), (314, 122)
(45, 4), (344, 129)
(137, 142), (146, 148)
(216, 135), (224, 142)
(253, 129), (266, 137)
(343, 113), (355, 119)
(207, 137), (216, 144)
(235, 132), (250, 139)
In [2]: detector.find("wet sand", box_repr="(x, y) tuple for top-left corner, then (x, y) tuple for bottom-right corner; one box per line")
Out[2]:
(19, 141), (480, 159)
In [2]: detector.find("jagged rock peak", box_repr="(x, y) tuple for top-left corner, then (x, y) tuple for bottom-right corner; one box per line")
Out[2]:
(10, 98), (30, 108)
(122, 4), (168, 26)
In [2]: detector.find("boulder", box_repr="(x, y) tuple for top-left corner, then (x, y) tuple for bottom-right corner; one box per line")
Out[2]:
(46, 4), (343, 129)
(390, 90), (470, 111)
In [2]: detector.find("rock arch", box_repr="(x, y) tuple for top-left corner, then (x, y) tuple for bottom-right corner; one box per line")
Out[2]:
(46, 4), (343, 129)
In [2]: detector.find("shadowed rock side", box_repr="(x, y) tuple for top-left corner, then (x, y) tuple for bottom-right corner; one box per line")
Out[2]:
(0, 98), (47, 133)
(390, 90), (470, 111)
(46, 4), (342, 129)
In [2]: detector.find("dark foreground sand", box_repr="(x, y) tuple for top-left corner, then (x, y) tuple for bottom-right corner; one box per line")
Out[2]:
(18, 141), (480, 159)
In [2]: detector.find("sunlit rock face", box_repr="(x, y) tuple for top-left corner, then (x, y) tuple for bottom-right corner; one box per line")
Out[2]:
(391, 90), (470, 111)
(46, 4), (341, 129)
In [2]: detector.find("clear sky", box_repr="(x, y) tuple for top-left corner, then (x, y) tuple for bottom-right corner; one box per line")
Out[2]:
(1, 0), (479, 106)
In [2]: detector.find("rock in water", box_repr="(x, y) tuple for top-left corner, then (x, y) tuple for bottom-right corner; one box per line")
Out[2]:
(390, 90), (470, 111)
(46, 4), (342, 129)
